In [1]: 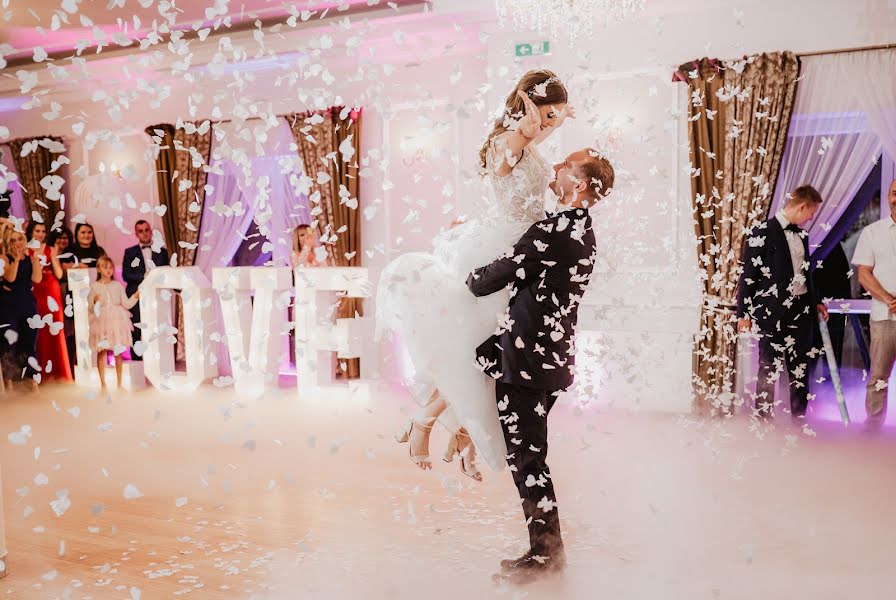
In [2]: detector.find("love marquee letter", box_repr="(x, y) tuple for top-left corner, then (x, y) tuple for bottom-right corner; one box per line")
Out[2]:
(293, 267), (370, 388)
(67, 268), (95, 385)
(139, 266), (217, 391)
(212, 267), (292, 392)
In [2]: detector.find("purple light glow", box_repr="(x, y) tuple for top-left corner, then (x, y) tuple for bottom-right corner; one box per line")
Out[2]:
(0, 96), (27, 113)
(810, 364), (896, 428)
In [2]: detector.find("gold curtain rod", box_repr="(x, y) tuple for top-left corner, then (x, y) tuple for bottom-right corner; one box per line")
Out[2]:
(798, 42), (895, 58)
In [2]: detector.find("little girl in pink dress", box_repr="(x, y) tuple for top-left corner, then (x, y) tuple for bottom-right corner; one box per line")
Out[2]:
(89, 255), (139, 389)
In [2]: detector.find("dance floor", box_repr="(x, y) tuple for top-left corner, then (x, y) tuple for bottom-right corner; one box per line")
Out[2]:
(1, 381), (894, 599)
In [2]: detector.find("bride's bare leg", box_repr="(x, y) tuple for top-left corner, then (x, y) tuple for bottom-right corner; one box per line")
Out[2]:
(419, 390), (447, 420)
(453, 429), (483, 482)
(408, 390), (447, 462)
(435, 404), (484, 482)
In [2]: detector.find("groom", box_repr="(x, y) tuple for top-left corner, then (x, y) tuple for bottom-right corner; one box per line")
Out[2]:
(467, 148), (615, 584)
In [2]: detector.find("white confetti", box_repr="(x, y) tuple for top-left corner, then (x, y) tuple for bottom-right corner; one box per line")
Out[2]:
(123, 484), (143, 500)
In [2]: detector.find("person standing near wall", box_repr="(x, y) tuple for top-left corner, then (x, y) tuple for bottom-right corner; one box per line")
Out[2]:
(852, 179), (896, 429)
(737, 185), (829, 419)
(121, 220), (168, 361)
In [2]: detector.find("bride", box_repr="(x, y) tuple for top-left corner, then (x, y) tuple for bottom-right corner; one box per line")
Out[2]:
(376, 69), (573, 480)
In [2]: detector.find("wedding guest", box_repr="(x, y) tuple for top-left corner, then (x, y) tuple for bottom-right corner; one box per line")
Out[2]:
(121, 220), (168, 360)
(66, 223), (106, 267)
(49, 227), (73, 264)
(25, 221), (72, 381)
(49, 227), (76, 367)
(290, 224), (329, 268)
(59, 223), (105, 367)
(0, 221), (11, 390)
(737, 185), (829, 419)
(288, 224), (355, 377)
(89, 255), (139, 390)
(851, 178), (896, 428)
(1, 227), (42, 391)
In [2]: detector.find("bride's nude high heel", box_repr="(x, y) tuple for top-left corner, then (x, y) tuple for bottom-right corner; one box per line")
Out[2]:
(444, 429), (483, 482)
(395, 417), (436, 470)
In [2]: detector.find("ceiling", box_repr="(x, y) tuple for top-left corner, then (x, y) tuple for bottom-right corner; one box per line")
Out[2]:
(0, 0), (411, 28)
(0, 0), (428, 65)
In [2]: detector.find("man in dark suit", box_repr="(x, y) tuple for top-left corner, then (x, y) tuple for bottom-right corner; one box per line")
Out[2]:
(467, 148), (614, 585)
(122, 220), (168, 360)
(737, 185), (829, 418)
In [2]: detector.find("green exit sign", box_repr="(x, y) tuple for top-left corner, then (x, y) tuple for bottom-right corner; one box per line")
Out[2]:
(515, 41), (550, 57)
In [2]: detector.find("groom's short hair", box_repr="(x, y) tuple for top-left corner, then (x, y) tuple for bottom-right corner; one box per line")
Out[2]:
(786, 185), (822, 207)
(577, 149), (615, 199)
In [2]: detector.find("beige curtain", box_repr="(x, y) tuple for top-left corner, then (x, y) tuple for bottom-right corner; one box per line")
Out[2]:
(677, 52), (800, 415)
(287, 107), (363, 379)
(8, 136), (67, 229)
(145, 123), (213, 362)
(171, 128), (212, 268)
(144, 125), (179, 256)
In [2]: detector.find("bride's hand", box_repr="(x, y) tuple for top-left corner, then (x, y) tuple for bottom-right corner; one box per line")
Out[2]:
(449, 216), (467, 229)
(556, 104), (575, 127)
(516, 90), (542, 139)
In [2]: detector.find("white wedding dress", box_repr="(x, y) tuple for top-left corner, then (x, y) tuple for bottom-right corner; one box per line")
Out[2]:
(376, 143), (551, 471)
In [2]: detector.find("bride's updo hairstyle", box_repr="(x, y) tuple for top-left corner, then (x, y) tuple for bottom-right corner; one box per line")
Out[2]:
(478, 69), (568, 172)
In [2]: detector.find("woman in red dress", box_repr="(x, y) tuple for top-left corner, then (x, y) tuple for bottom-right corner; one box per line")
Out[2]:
(26, 221), (73, 382)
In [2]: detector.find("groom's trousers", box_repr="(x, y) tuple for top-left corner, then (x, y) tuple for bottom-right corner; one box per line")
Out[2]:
(495, 381), (564, 558)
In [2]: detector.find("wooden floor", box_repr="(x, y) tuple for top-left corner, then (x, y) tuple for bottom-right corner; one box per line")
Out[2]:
(1, 382), (895, 599)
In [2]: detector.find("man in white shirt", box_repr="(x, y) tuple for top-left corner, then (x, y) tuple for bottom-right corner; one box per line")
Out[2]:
(852, 179), (896, 428)
(737, 185), (829, 418)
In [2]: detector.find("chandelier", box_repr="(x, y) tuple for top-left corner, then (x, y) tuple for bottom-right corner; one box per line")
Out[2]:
(495, 0), (646, 41)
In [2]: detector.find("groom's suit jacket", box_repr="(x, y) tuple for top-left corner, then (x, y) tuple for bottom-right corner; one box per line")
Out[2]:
(466, 207), (597, 392)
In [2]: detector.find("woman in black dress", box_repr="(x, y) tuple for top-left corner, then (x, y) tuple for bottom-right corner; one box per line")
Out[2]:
(2, 228), (42, 391)
(49, 227), (76, 369)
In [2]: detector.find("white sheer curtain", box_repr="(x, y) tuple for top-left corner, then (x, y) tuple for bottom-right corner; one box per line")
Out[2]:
(202, 117), (309, 267)
(195, 162), (256, 271)
(199, 117), (309, 374)
(258, 157), (312, 266)
(209, 117), (310, 267)
(771, 54), (881, 248)
(251, 117), (311, 267)
(850, 49), (896, 167)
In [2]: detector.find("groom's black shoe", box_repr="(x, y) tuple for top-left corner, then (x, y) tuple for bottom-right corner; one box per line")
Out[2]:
(493, 550), (566, 585)
(500, 550), (534, 571)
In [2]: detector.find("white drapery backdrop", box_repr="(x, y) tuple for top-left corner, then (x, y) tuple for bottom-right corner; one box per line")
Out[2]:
(197, 117), (311, 375)
(852, 49), (896, 167)
(772, 49), (896, 249)
(196, 162), (256, 272)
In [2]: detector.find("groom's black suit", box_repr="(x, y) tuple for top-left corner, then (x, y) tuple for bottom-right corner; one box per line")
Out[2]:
(467, 207), (596, 562)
